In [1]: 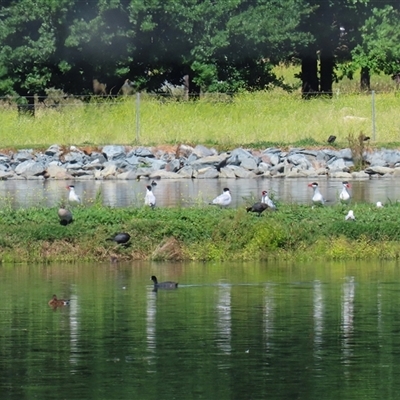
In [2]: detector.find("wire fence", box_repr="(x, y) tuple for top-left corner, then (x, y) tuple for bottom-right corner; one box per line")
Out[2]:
(0, 89), (399, 145)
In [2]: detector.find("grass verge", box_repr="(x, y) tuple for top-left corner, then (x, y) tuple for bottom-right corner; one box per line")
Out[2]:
(1, 201), (400, 263)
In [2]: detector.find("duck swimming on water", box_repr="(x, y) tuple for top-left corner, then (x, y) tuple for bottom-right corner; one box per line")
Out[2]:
(48, 294), (70, 307)
(151, 275), (178, 289)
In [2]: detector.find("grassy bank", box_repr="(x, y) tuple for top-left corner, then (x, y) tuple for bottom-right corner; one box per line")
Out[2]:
(1, 201), (400, 263)
(1, 89), (400, 149)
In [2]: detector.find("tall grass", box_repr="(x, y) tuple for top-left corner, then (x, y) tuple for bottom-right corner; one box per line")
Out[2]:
(0, 74), (399, 149)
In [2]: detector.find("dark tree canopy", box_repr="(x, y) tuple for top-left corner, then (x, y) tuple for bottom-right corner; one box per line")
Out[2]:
(0, 0), (398, 102)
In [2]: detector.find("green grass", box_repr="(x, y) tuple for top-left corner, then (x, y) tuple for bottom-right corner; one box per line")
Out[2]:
(0, 68), (399, 149)
(1, 202), (400, 263)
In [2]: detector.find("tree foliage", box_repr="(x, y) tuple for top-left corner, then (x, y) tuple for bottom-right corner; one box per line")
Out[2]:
(0, 0), (399, 100)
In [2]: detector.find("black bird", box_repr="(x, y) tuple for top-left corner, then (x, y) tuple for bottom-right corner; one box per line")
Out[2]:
(246, 202), (269, 217)
(151, 275), (178, 289)
(327, 135), (336, 144)
(107, 233), (131, 245)
(151, 180), (157, 186)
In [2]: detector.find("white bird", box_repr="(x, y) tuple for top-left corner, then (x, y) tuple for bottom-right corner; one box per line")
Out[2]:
(210, 188), (231, 207)
(66, 185), (81, 205)
(376, 201), (383, 208)
(345, 210), (356, 221)
(261, 190), (276, 210)
(308, 182), (325, 205)
(339, 181), (351, 204)
(145, 185), (156, 208)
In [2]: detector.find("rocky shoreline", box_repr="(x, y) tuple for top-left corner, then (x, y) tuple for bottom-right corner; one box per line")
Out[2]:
(1, 144), (400, 181)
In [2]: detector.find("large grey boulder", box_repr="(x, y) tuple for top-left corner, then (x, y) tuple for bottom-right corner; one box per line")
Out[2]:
(196, 167), (220, 179)
(15, 160), (45, 177)
(192, 145), (216, 158)
(102, 145), (126, 160)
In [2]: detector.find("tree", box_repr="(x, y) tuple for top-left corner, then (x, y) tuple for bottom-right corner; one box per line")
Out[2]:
(351, 6), (400, 81)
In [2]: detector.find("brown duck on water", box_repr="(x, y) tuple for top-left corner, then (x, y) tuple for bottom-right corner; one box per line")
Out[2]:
(48, 294), (70, 307)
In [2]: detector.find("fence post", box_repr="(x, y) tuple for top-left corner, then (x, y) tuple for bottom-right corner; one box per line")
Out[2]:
(371, 90), (376, 141)
(136, 92), (140, 143)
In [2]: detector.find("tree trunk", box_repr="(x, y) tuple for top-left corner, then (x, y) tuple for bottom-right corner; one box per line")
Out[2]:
(360, 67), (370, 91)
(301, 54), (319, 99)
(320, 52), (334, 97)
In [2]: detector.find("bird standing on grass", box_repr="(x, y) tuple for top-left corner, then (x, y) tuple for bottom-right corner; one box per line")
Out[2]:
(261, 190), (276, 210)
(339, 181), (351, 204)
(145, 185), (156, 208)
(308, 182), (325, 206)
(210, 188), (231, 207)
(247, 190), (275, 216)
(107, 232), (131, 245)
(67, 185), (81, 205)
(58, 207), (73, 226)
(376, 201), (383, 208)
(345, 210), (356, 221)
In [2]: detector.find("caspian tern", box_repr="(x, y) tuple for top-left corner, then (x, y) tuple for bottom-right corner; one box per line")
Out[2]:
(66, 185), (81, 205)
(210, 188), (231, 207)
(261, 190), (276, 210)
(145, 185), (156, 208)
(339, 181), (351, 204)
(308, 182), (325, 205)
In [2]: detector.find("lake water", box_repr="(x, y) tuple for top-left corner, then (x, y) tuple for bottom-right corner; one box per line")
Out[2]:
(0, 177), (399, 209)
(1, 260), (400, 399)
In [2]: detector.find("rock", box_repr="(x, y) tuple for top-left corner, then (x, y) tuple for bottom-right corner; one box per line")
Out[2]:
(102, 145), (126, 161)
(134, 147), (154, 158)
(226, 165), (256, 178)
(219, 167), (237, 178)
(14, 150), (33, 162)
(15, 160), (45, 177)
(45, 144), (61, 157)
(328, 171), (352, 179)
(287, 153), (312, 169)
(351, 171), (370, 179)
(0, 170), (15, 179)
(365, 166), (394, 175)
(226, 148), (257, 166)
(240, 157), (258, 170)
(327, 158), (347, 171)
(46, 165), (74, 179)
(192, 145), (216, 158)
(149, 170), (183, 179)
(116, 170), (138, 180)
(177, 166), (194, 178)
(191, 155), (226, 169)
(196, 167), (220, 179)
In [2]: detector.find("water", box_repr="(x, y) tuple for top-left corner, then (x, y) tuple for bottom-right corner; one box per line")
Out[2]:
(0, 177), (398, 208)
(1, 260), (400, 399)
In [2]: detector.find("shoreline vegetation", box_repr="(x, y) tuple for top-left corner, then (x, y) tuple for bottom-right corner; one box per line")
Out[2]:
(1, 199), (400, 264)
